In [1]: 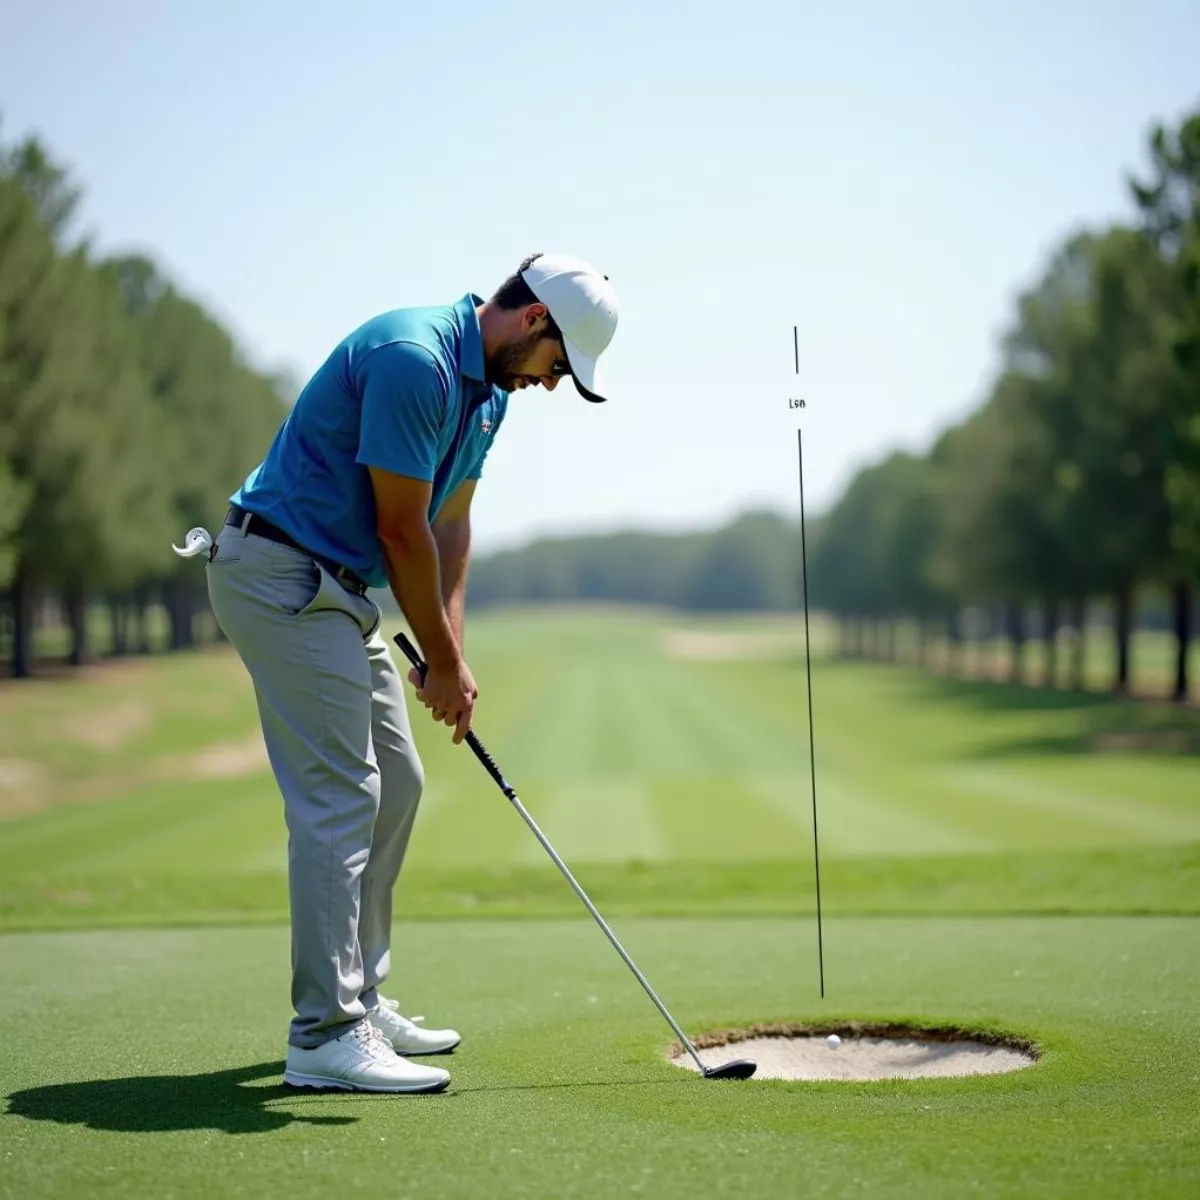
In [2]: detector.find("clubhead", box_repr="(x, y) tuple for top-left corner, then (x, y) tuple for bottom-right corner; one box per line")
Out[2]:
(702, 1058), (757, 1080)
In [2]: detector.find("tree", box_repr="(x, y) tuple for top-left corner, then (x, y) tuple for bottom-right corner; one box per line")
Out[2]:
(991, 233), (1121, 690)
(53, 262), (174, 664)
(978, 227), (1181, 695)
(0, 134), (82, 243)
(108, 255), (286, 649)
(0, 128), (288, 675)
(0, 174), (92, 676)
(681, 511), (799, 612)
(0, 180), (39, 596)
(1131, 106), (1200, 702)
(1065, 228), (1180, 694)
(808, 460), (901, 659)
(924, 409), (1009, 676)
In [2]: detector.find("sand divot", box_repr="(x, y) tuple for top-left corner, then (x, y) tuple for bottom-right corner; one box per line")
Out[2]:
(668, 1022), (1039, 1081)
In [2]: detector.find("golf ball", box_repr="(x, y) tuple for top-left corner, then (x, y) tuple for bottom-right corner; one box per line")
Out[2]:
(826, 1034), (841, 1050)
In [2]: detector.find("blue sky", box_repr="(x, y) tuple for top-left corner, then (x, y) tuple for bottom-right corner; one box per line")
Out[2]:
(4, 0), (1198, 551)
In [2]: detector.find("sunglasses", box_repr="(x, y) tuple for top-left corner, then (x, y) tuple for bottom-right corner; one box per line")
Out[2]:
(550, 340), (572, 376)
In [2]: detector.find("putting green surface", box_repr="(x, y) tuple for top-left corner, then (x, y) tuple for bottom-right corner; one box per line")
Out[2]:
(2, 916), (1198, 1199)
(2, 607), (1198, 1197)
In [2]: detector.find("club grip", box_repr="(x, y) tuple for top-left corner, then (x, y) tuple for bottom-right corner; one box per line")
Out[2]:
(395, 631), (426, 677)
(392, 631), (515, 797)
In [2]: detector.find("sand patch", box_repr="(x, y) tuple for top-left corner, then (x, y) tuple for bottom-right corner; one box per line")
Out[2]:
(663, 628), (807, 662)
(168, 736), (269, 780)
(0, 759), (50, 820)
(58, 700), (151, 749)
(668, 1022), (1039, 1081)
(0, 735), (270, 824)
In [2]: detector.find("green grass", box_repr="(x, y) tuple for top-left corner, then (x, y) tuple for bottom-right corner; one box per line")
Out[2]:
(3, 845), (1198, 930)
(1, 608), (1197, 926)
(2, 605), (1199, 1197)
(2, 916), (1198, 1199)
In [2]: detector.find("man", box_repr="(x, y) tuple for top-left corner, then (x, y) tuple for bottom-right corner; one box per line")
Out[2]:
(200, 253), (618, 1094)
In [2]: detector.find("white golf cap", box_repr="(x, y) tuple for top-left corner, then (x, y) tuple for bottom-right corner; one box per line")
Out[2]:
(520, 253), (618, 403)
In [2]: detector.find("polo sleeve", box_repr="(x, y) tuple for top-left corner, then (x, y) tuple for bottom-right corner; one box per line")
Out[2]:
(467, 438), (493, 481)
(355, 342), (448, 481)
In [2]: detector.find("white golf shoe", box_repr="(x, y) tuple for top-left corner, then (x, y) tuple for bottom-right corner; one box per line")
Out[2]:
(283, 1019), (450, 1093)
(366, 996), (462, 1055)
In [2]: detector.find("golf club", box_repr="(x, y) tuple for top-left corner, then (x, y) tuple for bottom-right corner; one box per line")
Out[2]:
(394, 631), (756, 1082)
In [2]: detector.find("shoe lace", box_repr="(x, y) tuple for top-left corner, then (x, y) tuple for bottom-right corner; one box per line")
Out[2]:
(379, 997), (424, 1027)
(353, 1019), (397, 1062)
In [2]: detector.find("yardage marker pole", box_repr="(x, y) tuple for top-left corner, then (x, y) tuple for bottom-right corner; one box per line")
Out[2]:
(795, 329), (825, 998)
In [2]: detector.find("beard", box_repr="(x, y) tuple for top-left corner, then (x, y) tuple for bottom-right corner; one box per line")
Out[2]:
(484, 330), (543, 391)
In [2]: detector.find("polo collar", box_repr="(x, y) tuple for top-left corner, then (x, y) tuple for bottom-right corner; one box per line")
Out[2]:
(456, 293), (486, 382)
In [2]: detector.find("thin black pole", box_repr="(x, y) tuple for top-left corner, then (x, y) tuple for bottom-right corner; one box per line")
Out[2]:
(796, 394), (825, 997)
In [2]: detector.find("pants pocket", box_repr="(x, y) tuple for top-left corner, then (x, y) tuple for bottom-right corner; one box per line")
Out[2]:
(274, 554), (323, 617)
(206, 536), (241, 565)
(206, 539), (320, 620)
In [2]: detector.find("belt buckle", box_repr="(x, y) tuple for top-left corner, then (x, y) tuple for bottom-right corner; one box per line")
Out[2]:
(225, 505), (251, 534)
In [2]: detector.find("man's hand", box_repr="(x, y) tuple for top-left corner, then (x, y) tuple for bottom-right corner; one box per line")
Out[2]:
(408, 660), (478, 744)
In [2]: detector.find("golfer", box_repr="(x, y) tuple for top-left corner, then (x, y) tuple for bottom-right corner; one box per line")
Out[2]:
(202, 253), (618, 1094)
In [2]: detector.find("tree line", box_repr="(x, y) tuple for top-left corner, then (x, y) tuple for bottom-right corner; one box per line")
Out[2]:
(3, 106), (1197, 704)
(467, 105), (1200, 702)
(465, 511), (811, 614)
(806, 105), (1200, 702)
(0, 126), (289, 676)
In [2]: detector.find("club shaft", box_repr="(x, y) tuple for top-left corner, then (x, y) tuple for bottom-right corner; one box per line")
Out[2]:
(392, 632), (710, 1074)
(500, 785), (709, 1074)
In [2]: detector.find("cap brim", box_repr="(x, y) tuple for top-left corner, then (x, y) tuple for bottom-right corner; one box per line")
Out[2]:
(563, 336), (609, 403)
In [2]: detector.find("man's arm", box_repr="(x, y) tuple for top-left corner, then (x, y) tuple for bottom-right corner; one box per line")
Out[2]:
(368, 468), (461, 671)
(368, 466), (477, 743)
(433, 480), (476, 649)
(354, 341), (476, 740)
(355, 342), (458, 668)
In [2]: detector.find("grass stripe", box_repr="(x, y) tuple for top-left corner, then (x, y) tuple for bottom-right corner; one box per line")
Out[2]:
(752, 771), (990, 857)
(939, 764), (1200, 846)
(650, 775), (813, 860)
(407, 777), (530, 868)
(514, 776), (670, 864)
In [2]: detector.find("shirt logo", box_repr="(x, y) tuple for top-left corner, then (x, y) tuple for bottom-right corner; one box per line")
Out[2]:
(480, 418), (493, 434)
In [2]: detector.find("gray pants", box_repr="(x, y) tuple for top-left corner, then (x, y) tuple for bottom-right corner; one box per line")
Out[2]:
(205, 517), (424, 1048)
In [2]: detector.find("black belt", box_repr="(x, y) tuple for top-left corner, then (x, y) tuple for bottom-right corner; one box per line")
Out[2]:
(224, 505), (369, 596)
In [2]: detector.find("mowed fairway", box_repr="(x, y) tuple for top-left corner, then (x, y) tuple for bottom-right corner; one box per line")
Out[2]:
(3, 608), (1198, 922)
(1, 606), (1199, 1197)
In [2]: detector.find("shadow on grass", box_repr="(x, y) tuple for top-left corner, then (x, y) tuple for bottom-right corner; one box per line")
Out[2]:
(4, 1060), (357, 1135)
(804, 656), (1116, 709)
(803, 657), (1200, 757)
(920, 678), (1200, 757)
(906, 674), (1139, 713)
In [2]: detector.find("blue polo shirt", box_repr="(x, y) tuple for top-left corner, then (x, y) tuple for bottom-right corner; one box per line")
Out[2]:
(230, 293), (507, 589)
